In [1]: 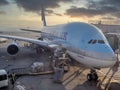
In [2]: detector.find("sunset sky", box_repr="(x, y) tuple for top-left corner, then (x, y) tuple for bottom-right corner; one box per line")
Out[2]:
(0, 0), (120, 28)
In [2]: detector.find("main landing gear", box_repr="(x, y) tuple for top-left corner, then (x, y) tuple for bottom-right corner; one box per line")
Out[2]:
(87, 69), (98, 81)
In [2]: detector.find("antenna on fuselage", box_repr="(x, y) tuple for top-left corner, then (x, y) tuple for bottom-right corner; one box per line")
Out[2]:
(41, 0), (47, 26)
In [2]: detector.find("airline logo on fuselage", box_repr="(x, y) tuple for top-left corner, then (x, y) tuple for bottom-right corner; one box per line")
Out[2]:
(42, 32), (68, 40)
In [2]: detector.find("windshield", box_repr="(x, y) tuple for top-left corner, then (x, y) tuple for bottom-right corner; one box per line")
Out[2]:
(0, 74), (7, 81)
(88, 39), (105, 44)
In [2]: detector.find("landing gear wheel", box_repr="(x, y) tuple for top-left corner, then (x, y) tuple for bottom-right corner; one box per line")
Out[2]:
(92, 73), (98, 81)
(87, 70), (98, 81)
(87, 74), (92, 81)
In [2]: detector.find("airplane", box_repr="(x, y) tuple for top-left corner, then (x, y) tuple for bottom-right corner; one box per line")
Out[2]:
(0, 3), (117, 81)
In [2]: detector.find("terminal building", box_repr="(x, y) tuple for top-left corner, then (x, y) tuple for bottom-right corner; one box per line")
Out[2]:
(93, 22), (120, 33)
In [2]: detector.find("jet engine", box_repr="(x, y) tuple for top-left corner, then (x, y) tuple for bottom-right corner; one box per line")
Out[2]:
(7, 42), (19, 55)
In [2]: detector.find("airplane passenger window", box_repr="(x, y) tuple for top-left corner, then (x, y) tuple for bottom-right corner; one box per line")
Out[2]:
(98, 40), (105, 44)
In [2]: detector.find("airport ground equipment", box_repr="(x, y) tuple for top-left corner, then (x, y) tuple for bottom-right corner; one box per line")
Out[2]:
(8, 67), (54, 81)
(53, 67), (64, 83)
(53, 57), (70, 83)
(53, 48), (70, 71)
(31, 62), (44, 73)
(0, 69), (8, 88)
(52, 48), (70, 83)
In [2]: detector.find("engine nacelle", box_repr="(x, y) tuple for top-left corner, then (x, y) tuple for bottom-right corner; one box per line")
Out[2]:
(7, 42), (19, 55)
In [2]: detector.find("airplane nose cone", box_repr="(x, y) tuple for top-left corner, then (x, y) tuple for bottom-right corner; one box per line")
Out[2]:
(95, 46), (117, 67)
(86, 45), (117, 68)
(102, 46), (116, 60)
(87, 45), (116, 60)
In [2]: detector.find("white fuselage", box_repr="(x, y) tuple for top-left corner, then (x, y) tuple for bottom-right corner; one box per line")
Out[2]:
(41, 22), (117, 69)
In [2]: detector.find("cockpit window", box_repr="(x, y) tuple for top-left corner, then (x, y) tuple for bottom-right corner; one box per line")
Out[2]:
(98, 40), (105, 44)
(88, 39), (96, 44)
(88, 39), (105, 44)
(88, 40), (92, 44)
(91, 40), (97, 44)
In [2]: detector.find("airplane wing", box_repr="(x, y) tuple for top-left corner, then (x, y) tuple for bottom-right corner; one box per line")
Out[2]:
(0, 34), (48, 47)
(21, 29), (42, 33)
(0, 34), (68, 50)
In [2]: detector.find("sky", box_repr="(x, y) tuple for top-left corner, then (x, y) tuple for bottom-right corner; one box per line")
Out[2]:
(0, 0), (120, 28)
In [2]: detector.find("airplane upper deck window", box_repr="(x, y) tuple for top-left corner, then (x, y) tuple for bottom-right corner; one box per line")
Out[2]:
(98, 40), (105, 44)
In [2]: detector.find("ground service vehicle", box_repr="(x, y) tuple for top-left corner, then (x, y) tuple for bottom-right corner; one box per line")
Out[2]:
(0, 69), (8, 88)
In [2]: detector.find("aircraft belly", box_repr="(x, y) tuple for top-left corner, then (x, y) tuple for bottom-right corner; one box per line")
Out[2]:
(67, 51), (116, 68)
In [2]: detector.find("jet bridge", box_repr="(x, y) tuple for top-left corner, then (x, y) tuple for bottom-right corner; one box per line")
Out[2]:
(105, 34), (119, 51)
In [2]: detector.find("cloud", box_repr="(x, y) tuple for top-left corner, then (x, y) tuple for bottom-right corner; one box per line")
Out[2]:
(54, 13), (62, 16)
(65, 0), (120, 18)
(112, 12), (120, 18)
(15, 0), (72, 14)
(99, 0), (120, 9)
(45, 9), (62, 16)
(65, 6), (118, 17)
(0, 11), (6, 14)
(100, 16), (116, 20)
(0, 0), (9, 6)
(35, 9), (62, 17)
(87, 0), (120, 18)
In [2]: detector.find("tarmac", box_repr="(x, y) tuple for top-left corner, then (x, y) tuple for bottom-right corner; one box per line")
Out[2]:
(0, 30), (120, 90)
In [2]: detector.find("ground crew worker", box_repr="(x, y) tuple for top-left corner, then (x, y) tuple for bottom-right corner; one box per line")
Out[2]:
(11, 72), (16, 88)
(62, 49), (67, 58)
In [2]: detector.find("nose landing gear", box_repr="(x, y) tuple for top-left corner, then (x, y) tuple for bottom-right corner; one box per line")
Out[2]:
(87, 69), (98, 81)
